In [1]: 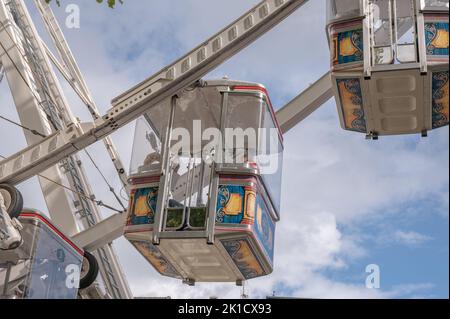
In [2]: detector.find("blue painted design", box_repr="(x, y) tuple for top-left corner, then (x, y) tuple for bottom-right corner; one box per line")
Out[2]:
(216, 185), (245, 224)
(222, 239), (265, 279)
(132, 241), (180, 278)
(336, 29), (363, 65)
(336, 78), (367, 133)
(253, 195), (275, 263)
(425, 22), (449, 56)
(128, 187), (158, 226)
(432, 71), (449, 129)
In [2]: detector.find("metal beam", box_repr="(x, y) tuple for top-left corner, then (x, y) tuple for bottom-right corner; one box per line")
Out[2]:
(34, 0), (129, 191)
(42, 40), (94, 108)
(1, 0), (132, 298)
(106, 0), (310, 135)
(0, 0), (310, 186)
(276, 72), (333, 134)
(0, 0), (80, 235)
(61, 74), (335, 252)
(72, 213), (126, 252)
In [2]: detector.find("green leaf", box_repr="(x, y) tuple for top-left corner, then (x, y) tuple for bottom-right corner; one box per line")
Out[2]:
(45, 0), (124, 8)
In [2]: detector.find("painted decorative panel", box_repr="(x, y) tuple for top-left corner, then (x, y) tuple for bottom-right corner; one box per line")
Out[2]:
(332, 28), (364, 66)
(425, 21), (449, 57)
(127, 187), (158, 226)
(336, 78), (367, 133)
(132, 241), (181, 278)
(253, 195), (275, 263)
(244, 188), (257, 225)
(216, 185), (255, 225)
(432, 71), (449, 129)
(222, 239), (265, 280)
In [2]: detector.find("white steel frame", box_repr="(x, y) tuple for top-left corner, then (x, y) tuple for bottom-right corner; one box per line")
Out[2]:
(0, 0), (346, 298)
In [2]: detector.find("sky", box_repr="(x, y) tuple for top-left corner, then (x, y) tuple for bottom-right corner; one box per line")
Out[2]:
(0, 0), (448, 299)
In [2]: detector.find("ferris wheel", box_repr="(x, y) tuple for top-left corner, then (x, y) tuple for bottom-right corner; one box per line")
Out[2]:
(0, 0), (448, 299)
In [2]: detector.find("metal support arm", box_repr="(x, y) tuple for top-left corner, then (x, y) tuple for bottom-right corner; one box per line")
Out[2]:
(63, 72), (334, 252)
(0, 0), (310, 186)
(276, 72), (333, 134)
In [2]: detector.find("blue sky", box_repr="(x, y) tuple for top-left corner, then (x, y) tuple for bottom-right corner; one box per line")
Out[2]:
(325, 198), (449, 298)
(0, 0), (448, 298)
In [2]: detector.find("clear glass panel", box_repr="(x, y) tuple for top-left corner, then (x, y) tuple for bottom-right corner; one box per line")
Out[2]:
(327, 0), (362, 23)
(371, 0), (394, 65)
(165, 152), (212, 230)
(396, 1), (415, 44)
(169, 86), (222, 157)
(26, 225), (82, 299)
(372, 0), (393, 46)
(373, 46), (394, 64)
(0, 221), (38, 298)
(130, 115), (165, 176)
(395, 0), (417, 63)
(396, 44), (417, 62)
(224, 94), (263, 165)
(370, 0), (419, 65)
(164, 154), (193, 230)
(257, 102), (283, 215)
(422, 0), (449, 9)
(162, 87), (224, 230)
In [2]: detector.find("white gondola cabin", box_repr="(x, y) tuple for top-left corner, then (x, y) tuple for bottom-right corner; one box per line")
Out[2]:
(125, 80), (283, 285)
(0, 210), (84, 299)
(327, 0), (449, 138)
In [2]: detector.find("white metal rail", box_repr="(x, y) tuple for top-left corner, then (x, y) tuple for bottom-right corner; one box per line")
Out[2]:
(277, 72), (333, 133)
(0, 0), (338, 286)
(34, 0), (129, 191)
(71, 70), (334, 251)
(1, 0), (131, 298)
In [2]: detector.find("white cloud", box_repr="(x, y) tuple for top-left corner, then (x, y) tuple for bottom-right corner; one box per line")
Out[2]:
(289, 278), (436, 299)
(0, 0), (447, 299)
(384, 283), (436, 299)
(281, 111), (449, 223)
(393, 230), (433, 247)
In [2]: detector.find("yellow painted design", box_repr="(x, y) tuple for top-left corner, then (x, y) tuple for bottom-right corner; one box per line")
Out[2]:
(245, 191), (256, 220)
(256, 206), (263, 232)
(235, 241), (264, 277)
(339, 37), (358, 57)
(126, 193), (135, 224)
(132, 242), (179, 278)
(222, 239), (266, 279)
(436, 79), (449, 120)
(224, 193), (243, 216)
(338, 82), (360, 128)
(134, 195), (151, 217)
(135, 243), (165, 273)
(432, 29), (449, 49)
(332, 36), (339, 66)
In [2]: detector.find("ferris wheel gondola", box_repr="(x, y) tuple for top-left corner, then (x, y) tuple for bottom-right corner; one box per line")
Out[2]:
(326, 0), (449, 138)
(124, 80), (283, 285)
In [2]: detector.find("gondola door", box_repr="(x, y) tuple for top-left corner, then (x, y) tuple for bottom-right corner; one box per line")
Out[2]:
(368, 0), (419, 67)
